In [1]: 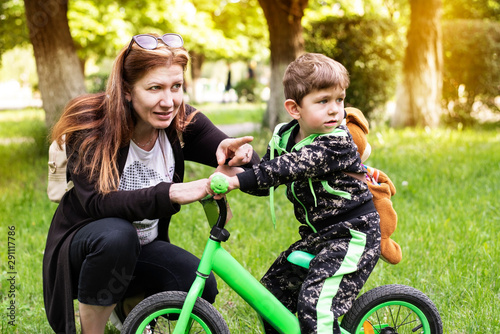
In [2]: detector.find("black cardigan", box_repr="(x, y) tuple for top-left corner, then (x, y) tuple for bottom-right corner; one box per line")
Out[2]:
(42, 106), (247, 333)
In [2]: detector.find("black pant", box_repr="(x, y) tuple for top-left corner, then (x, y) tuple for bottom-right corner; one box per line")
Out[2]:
(69, 217), (218, 306)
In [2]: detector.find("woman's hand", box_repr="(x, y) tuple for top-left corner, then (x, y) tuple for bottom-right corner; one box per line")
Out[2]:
(169, 179), (210, 204)
(216, 136), (254, 167)
(214, 164), (244, 177)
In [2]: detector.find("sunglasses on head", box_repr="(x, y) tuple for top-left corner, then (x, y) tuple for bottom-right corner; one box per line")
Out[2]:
(124, 33), (184, 58)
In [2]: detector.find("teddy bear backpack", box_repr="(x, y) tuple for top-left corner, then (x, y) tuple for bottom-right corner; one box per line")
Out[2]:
(345, 107), (402, 265)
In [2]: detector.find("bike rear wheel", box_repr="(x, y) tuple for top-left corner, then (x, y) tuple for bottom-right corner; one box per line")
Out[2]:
(121, 291), (230, 334)
(340, 284), (442, 334)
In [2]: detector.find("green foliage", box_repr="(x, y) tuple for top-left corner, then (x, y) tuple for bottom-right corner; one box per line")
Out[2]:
(106, 0), (268, 62)
(442, 0), (500, 20)
(304, 16), (404, 118)
(1, 107), (499, 332)
(0, 0), (29, 61)
(85, 72), (108, 93)
(68, 1), (133, 63)
(441, 19), (500, 126)
(192, 0), (268, 60)
(233, 78), (264, 103)
(306, 0), (410, 21)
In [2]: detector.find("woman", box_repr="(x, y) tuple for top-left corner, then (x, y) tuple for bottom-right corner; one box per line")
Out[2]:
(43, 33), (258, 334)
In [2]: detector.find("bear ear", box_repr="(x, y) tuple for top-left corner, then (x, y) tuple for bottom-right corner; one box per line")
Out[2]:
(345, 107), (369, 135)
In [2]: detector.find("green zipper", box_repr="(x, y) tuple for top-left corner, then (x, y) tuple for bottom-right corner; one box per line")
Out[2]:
(291, 181), (317, 233)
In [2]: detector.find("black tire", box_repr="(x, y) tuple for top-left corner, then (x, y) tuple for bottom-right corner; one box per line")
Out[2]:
(340, 284), (443, 334)
(122, 291), (230, 334)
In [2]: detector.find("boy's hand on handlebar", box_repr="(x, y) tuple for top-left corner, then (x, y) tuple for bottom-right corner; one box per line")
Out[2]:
(216, 136), (254, 167)
(207, 173), (240, 199)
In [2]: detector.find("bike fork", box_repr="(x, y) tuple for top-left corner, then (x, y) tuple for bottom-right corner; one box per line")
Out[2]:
(173, 239), (219, 334)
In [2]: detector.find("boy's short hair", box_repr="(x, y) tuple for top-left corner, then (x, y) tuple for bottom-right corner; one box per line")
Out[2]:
(283, 53), (350, 105)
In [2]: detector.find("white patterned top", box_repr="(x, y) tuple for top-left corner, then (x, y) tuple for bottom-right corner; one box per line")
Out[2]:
(118, 131), (175, 245)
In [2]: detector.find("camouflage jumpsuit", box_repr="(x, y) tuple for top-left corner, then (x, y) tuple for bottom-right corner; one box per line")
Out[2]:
(237, 120), (381, 333)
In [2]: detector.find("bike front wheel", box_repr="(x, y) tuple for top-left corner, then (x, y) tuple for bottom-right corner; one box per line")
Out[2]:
(121, 291), (230, 334)
(340, 284), (443, 334)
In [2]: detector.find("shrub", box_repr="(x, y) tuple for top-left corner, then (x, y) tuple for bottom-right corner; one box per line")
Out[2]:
(85, 72), (108, 93)
(233, 78), (264, 103)
(442, 19), (500, 125)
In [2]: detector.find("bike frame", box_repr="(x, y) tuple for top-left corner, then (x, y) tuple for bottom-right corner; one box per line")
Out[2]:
(172, 197), (351, 334)
(175, 237), (300, 334)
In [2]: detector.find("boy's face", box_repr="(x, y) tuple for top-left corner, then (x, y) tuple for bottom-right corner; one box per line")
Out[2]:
(289, 86), (346, 140)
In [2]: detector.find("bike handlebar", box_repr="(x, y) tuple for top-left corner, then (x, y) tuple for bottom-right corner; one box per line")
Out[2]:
(207, 175), (228, 233)
(210, 174), (229, 194)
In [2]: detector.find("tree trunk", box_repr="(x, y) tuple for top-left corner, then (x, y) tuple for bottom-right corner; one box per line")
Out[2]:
(24, 0), (86, 129)
(258, 0), (308, 129)
(393, 0), (443, 128)
(189, 51), (205, 104)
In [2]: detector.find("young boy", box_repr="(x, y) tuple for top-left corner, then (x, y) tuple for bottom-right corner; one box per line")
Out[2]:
(213, 53), (380, 333)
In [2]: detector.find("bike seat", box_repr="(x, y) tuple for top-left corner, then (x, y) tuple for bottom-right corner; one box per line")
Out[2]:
(287, 251), (315, 269)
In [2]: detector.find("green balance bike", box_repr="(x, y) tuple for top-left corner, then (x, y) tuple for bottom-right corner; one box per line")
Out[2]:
(122, 175), (443, 334)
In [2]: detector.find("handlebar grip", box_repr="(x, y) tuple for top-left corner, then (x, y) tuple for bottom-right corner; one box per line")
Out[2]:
(211, 174), (229, 194)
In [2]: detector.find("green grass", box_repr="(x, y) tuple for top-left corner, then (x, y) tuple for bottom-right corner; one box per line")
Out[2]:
(0, 107), (499, 333)
(191, 102), (266, 125)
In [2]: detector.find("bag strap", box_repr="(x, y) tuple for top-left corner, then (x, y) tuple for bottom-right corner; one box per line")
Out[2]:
(343, 171), (367, 183)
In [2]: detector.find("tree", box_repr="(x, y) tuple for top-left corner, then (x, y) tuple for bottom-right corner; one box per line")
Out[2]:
(0, 0), (30, 61)
(392, 0), (443, 127)
(258, 0), (308, 129)
(24, 0), (86, 129)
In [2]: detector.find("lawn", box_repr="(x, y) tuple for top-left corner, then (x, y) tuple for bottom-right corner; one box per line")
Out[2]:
(0, 106), (499, 333)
